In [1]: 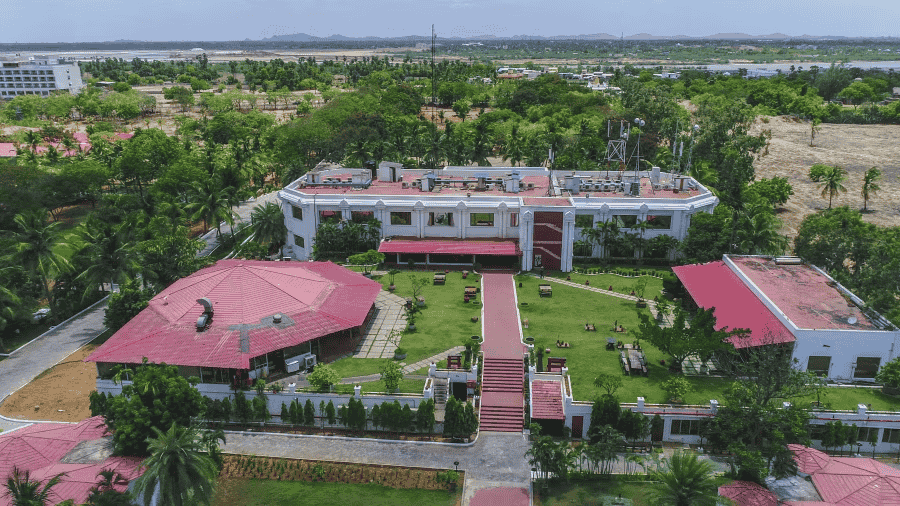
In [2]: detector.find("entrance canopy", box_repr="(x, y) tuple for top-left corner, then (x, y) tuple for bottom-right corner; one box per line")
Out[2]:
(379, 238), (520, 257)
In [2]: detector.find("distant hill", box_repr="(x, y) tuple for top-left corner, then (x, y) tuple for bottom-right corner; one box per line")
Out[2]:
(255, 32), (879, 42)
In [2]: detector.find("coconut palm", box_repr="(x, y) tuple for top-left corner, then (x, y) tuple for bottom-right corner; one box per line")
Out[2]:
(188, 179), (232, 237)
(647, 450), (718, 506)
(250, 201), (287, 254)
(861, 167), (881, 211)
(597, 220), (621, 260)
(814, 165), (847, 209)
(76, 220), (140, 296)
(4, 467), (66, 506)
(132, 424), (218, 506)
(10, 209), (71, 319)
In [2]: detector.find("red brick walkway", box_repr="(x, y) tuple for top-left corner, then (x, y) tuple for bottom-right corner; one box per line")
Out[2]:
(479, 272), (525, 433)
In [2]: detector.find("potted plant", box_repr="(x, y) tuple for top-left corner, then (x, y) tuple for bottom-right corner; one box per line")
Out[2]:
(393, 347), (407, 360)
(387, 269), (401, 292)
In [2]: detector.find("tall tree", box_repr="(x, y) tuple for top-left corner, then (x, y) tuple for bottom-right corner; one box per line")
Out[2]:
(809, 164), (847, 209)
(132, 424), (218, 506)
(250, 201), (287, 254)
(861, 167), (881, 211)
(10, 209), (71, 319)
(188, 179), (232, 237)
(635, 306), (747, 369)
(76, 219), (139, 296)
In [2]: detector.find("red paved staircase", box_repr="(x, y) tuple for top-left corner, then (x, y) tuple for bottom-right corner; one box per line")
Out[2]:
(479, 357), (524, 432)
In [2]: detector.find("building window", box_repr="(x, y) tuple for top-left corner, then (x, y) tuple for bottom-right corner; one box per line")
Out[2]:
(291, 206), (302, 220)
(612, 215), (638, 228)
(883, 428), (900, 444)
(293, 234), (304, 248)
(510, 213), (518, 227)
(670, 419), (700, 435)
(428, 212), (453, 226)
(857, 427), (880, 443)
(351, 210), (373, 223)
(854, 357), (881, 378)
(807, 356), (831, 376)
(319, 210), (340, 224)
(644, 215), (672, 229)
(575, 214), (593, 228)
(470, 213), (494, 227)
(390, 212), (412, 225)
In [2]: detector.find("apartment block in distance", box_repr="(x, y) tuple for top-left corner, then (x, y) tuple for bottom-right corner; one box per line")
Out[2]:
(0, 55), (84, 98)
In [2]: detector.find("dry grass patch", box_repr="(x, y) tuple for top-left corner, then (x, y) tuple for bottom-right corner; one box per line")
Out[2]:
(750, 115), (900, 239)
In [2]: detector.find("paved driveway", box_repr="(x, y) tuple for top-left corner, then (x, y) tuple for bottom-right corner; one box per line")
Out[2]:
(0, 298), (108, 432)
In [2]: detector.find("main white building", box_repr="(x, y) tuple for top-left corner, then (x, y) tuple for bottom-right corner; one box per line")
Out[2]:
(0, 55), (84, 98)
(279, 162), (717, 271)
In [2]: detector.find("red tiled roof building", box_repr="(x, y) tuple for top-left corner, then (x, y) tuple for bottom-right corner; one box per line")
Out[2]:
(86, 260), (381, 385)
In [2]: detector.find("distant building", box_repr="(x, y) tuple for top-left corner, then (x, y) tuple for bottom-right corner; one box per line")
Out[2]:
(0, 55), (84, 98)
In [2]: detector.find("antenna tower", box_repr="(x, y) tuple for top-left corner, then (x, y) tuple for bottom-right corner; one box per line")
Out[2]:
(606, 120), (628, 174)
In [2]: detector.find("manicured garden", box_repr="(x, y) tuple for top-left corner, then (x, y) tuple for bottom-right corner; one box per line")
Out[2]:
(297, 378), (426, 395)
(327, 270), (483, 379)
(546, 271), (666, 300)
(516, 275), (900, 411)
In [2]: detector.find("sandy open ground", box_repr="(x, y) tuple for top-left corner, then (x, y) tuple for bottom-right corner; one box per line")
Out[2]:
(0, 345), (97, 422)
(750, 116), (900, 239)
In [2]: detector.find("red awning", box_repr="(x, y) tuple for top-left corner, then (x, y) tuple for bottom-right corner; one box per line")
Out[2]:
(672, 261), (794, 349)
(378, 239), (520, 256)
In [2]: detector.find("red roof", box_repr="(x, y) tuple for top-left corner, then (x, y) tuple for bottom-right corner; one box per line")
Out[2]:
(0, 417), (143, 506)
(0, 143), (16, 157)
(730, 256), (878, 330)
(531, 381), (564, 420)
(806, 455), (900, 505)
(672, 261), (794, 349)
(789, 443), (833, 474)
(378, 238), (520, 256)
(718, 480), (778, 506)
(521, 197), (572, 207)
(86, 260), (381, 369)
(470, 487), (529, 506)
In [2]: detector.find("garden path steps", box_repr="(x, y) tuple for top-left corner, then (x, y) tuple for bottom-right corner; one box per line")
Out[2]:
(479, 273), (525, 433)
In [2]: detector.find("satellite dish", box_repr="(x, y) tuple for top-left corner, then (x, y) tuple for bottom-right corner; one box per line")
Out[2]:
(848, 316), (858, 325)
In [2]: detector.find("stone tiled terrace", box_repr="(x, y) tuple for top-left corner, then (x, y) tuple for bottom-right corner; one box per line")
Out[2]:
(353, 290), (407, 359)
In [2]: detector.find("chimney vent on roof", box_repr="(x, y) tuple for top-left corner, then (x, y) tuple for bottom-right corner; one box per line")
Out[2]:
(197, 298), (213, 315)
(848, 316), (858, 325)
(274, 313), (283, 324)
(774, 256), (802, 265)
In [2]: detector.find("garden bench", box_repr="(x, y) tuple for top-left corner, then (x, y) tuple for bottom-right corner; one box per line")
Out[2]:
(464, 286), (478, 297)
(433, 273), (446, 285)
(538, 285), (552, 297)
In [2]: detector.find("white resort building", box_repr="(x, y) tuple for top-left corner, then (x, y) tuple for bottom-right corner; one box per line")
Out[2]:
(278, 162), (719, 271)
(0, 55), (84, 98)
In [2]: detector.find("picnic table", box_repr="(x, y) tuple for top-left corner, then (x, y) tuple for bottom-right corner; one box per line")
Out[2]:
(539, 284), (552, 297)
(434, 273), (446, 285)
(620, 346), (648, 376)
(464, 286), (478, 297)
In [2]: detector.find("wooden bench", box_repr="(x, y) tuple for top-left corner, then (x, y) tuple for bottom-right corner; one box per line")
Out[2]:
(539, 285), (552, 297)
(464, 286), (478, 297)
(433, 273), (446, 285)
(620, 351), (631, 375)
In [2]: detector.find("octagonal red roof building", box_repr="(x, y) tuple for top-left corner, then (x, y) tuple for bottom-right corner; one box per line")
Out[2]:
(86, 260), (381, 370)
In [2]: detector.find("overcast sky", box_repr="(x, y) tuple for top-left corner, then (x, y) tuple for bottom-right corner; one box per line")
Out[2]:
(2, 0), (899, 43)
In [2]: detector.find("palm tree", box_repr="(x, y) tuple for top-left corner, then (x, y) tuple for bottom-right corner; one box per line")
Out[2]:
(861, 167), (881, 211)
(132, 424), (218, 506)
(735, 205), (788, 256)
(814, 165), (847, 209)
(188, 179), (232, 237)
(633, 220), (652, 263)
(647, 450), (718, 506)
(501, 123), (525, 167)
(4, 467), (66, 506)
(76, 220), (140, 296)
(10, 210), (71, 319)
(598, 220), (621, 260)
(250, 202), (287, 255)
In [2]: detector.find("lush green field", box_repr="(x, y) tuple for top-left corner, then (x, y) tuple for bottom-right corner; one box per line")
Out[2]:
(298, 378), (426, 395)
(535, 475), (733, 506)
(212, 478), (459, 506)
(546, 272), (665, 300)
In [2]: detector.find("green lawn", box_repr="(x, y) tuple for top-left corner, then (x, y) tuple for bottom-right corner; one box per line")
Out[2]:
(327, 270), (481, 378)
(536, 475), (732, 506)
(213, 478), (458, 506)
(546, 272), (665, 300)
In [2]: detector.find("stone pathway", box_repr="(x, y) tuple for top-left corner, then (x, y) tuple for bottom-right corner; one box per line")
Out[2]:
(0, 297), (109, 433)
(353, 291), (408, 358)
